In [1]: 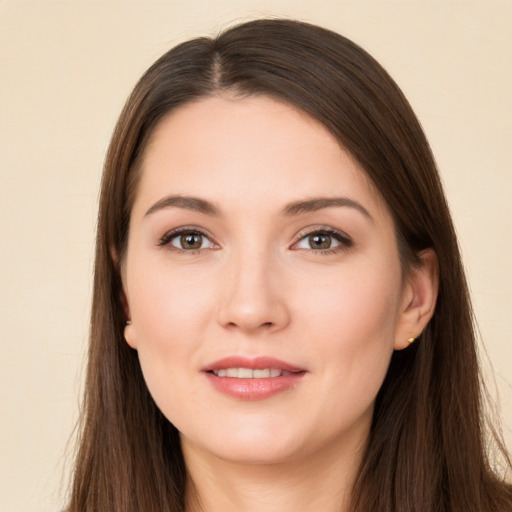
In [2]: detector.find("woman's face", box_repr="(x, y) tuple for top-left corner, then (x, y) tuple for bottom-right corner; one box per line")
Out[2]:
(122, 95), (416, 465)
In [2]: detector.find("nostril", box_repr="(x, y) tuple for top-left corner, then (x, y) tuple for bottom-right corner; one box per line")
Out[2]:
(217, 292), (290, 333)
(226, 321), (274, 329)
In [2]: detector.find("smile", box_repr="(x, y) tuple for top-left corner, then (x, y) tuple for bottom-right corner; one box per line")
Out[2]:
(203, 357), (307, 400)
(211, 368), (293, 378)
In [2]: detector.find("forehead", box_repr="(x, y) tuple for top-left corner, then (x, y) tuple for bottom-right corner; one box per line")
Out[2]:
(134, 95), (389, 221)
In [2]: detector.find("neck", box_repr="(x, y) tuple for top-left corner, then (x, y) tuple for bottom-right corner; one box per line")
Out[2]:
(182, 434), (366, 512)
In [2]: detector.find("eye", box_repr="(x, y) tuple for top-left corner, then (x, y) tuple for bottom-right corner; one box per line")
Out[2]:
(292, 228), (352, 253)
(159, 228), (217, 252)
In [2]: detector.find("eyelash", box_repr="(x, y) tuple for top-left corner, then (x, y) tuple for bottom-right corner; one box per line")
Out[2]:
(157, 226), (353, 255)
(292, 226), (353, 255)
(157, 226), (216, 255)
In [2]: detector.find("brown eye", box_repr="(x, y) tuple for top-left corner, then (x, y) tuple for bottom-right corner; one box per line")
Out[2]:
(308, 234), (332, 249)
(160, 229), (216, 251)
(179, 233), (203, 250)
(293, 228), (352, 253)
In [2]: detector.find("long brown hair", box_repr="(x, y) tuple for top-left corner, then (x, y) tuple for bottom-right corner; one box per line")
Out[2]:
(67, 18), (511, 511)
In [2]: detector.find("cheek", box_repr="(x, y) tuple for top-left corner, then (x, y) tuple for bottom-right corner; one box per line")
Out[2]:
(296, 261), (402, 395)
(125, 261), (218, 409)
(299, 261), (402, 342)
(129, 261), (215, 344)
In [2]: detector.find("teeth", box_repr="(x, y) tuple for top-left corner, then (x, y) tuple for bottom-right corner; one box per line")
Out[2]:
(253, 369), (270, 378)
(238, 368), (254, 378)
(212, 368), (284, 379)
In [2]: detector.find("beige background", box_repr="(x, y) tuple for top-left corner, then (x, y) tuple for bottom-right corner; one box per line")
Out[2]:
(1, 1), (511, 510)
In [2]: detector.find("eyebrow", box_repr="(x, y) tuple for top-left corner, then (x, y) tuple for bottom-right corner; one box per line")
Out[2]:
(283, 197), (373, 221)
(145, 195), (221, 217)
(145, 194), (373, 221)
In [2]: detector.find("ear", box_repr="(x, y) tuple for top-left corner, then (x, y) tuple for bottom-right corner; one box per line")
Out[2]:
(124, 322), (137, 350)
(111, 246), (137, 349)
(394, 249), (439, 350)
(121, 291), (137, 350)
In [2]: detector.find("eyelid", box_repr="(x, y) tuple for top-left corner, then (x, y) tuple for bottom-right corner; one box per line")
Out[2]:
(158, 225), (219, 251)
(291, 225), (353, 252)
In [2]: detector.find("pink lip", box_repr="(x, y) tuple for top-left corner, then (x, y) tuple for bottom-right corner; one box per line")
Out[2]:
(202, 356), (307, 401)
(203, 356), (305, 373)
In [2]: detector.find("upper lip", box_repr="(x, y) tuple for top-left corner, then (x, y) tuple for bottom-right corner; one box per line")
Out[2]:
(202, 356), (306, 373)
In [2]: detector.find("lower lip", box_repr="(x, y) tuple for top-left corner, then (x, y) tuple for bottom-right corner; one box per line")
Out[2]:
(204, 372), (306, 400)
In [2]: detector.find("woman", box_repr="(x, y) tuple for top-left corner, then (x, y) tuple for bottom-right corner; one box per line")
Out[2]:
(66, 18), (512, 512)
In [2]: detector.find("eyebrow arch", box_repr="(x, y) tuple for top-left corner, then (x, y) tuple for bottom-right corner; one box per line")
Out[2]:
(283, 197), (373, 221)
(145, 195), (221, 217)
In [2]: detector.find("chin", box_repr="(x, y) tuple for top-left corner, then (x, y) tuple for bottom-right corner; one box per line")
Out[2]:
(181, 423), (308, 466)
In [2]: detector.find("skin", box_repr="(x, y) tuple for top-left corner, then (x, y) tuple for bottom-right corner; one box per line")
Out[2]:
(122, 95), (438, 512)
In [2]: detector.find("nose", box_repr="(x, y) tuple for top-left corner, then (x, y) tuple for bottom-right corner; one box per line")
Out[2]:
(217, 248), (291, 335)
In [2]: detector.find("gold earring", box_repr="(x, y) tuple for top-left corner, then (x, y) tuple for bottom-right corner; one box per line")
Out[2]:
(407, 337), (415, 344)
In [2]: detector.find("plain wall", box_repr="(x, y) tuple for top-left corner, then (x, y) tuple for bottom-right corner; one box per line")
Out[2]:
(1, 1), (510, 511)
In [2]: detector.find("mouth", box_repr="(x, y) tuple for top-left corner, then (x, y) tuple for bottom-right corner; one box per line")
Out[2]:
(203, 356), (307, 400)
(209, 368), (296, 378)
